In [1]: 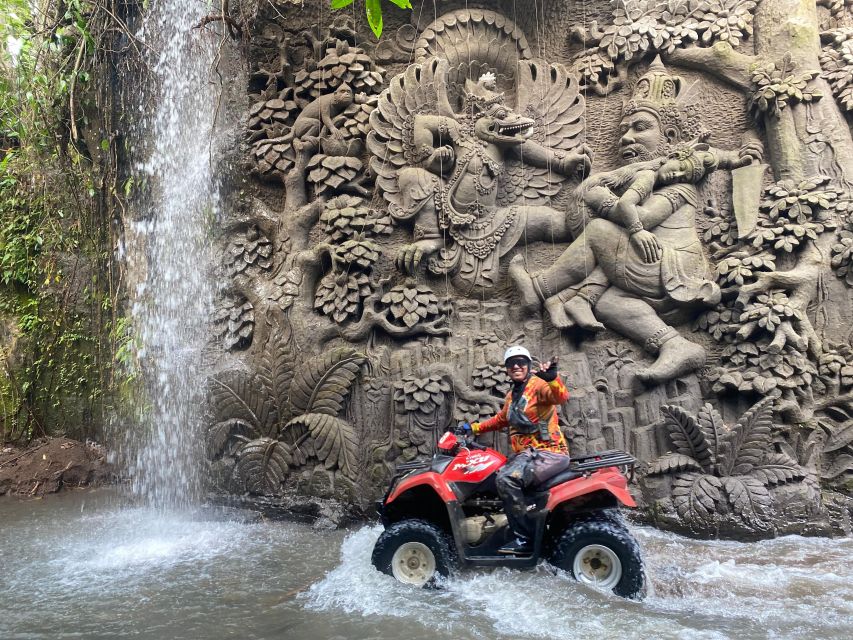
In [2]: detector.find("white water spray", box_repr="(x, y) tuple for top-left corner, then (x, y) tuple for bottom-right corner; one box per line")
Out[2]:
(127, 1), (222, 508)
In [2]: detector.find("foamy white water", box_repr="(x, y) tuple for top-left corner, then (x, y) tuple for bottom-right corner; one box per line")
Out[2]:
(1, 492), (851, 640)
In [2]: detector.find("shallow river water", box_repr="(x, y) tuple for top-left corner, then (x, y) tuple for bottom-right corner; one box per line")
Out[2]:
(1, 490), (851, 640)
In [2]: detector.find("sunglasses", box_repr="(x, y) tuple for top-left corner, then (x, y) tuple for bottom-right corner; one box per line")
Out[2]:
(505, 357), (530, 369)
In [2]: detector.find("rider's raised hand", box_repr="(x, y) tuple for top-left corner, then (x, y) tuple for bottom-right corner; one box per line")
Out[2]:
(536, 357), (560, 382)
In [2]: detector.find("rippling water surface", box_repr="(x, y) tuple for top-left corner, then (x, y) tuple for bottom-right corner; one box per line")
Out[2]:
(1, 491), (850, 640)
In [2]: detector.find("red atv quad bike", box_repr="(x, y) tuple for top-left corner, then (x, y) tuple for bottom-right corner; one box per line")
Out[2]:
(372, 429), (645, 599)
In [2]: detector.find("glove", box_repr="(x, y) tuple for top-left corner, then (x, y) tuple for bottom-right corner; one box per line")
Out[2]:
(455, 422), (473, 436)
(536, 360), (559, 382)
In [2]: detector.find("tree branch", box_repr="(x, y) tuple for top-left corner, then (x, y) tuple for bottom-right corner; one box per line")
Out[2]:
(666, 43), (756, 92)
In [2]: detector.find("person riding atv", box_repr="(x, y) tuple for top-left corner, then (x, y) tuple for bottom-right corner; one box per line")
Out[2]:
(465, 345), (572, 555)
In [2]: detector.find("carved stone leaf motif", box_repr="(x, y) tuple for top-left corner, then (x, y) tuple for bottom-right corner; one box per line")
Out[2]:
(286, 413), (358, 477)
(210, 372), (278, 438)
(256, 332), (297, 425)
(288, 348), (366, 417)
(646, 452), (702, 476)
(822, 454), (853, 479)
(721, 476), (772, 528)
(660, 405), (714, 472)
(270, 267), (302, 313)
(720, 397), (774, 476)
(819, 29), (853, 112)
(696, 402), (725, 473)
(314, 271), (373, 323)
(752, 452), (806, 486)
(673, 473), (724, 525)
(214, 298), (255, 351)
(207, 418), (255, 460)
(822, 408), (853, 452)
(233, 437), (292, 496)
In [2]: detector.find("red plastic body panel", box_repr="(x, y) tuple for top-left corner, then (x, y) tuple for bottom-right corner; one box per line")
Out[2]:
(386, 471), (457, 504)
(546, 468), (636, 511)
(441, 448), (507, 484)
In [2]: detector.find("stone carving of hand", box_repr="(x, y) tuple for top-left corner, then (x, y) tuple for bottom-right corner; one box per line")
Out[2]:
(630, 229), (663, 264)
(396, 238), (444, 275)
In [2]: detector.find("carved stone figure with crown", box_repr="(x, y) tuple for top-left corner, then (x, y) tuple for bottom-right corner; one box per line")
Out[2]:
(510, 57), (759, 383)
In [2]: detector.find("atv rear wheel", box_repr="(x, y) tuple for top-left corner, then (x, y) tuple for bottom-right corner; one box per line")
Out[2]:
(550, 519), (645, 599)
(372, 519), (457, 588)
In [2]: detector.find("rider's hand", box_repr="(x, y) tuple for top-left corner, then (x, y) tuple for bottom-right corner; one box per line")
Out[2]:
(630, 229), (662, 264)
(455, 422), (473, 437)
(536, 359), (559, 382)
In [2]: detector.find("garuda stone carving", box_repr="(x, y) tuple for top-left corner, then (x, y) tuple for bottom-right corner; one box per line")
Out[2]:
(368, 54), (590, 291)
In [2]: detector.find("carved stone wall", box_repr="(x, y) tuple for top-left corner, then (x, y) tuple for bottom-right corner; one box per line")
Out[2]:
(205, 0), (853, 537)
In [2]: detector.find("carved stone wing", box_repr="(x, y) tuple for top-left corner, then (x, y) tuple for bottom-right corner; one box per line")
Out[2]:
(367, 58), (454, 207)
(499, 61), (586, 206)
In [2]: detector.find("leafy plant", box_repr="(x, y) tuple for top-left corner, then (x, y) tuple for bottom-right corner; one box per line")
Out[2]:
(644, 399), (807, 531)
(330, 0), (413, 39)
(208, 334), (367, 494)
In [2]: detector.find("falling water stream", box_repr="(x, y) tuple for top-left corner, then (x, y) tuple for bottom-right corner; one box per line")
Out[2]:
(125, 0), (218, 507)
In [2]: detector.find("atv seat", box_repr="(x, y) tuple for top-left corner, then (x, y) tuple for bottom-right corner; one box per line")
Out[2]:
(538, 469), (585, 490)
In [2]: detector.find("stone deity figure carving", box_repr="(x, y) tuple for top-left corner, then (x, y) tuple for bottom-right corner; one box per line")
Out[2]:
(510, 58), (756, 383)
(368, 60), (590, 291)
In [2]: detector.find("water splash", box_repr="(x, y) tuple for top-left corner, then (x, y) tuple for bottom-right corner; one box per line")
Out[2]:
(126, 0), (222, 508)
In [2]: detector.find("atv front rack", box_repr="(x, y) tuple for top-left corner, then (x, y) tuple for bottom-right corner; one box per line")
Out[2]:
(568, 450), (636, 472)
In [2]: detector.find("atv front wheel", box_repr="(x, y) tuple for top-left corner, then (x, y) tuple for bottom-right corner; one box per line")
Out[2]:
(550, 519), (645, 599)
(372, 519), (457, 588)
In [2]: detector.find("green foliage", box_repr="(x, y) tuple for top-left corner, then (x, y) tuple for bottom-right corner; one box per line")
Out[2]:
(330, 0), (412, 38)
(0, 0), (135, 442)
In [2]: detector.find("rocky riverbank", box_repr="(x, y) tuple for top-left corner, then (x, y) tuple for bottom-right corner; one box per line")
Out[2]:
(0, 438), (115, 497)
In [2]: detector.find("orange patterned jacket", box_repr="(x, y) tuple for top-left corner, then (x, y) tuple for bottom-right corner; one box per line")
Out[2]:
(473, 375), (570, 454)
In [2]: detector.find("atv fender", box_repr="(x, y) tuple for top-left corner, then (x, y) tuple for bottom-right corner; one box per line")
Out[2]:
(386, 472), (456, 505)
(545, 470), (636, 511)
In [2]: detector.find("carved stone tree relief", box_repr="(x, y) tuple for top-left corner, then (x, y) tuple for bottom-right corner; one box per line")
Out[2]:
(202, 1), (853, 535)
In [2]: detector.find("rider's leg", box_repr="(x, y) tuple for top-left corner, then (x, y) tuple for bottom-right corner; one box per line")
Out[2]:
(495, 452), (536, 552)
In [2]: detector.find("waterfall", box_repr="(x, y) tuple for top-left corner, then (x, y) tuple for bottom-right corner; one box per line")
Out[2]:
(125, 0), (223, 509)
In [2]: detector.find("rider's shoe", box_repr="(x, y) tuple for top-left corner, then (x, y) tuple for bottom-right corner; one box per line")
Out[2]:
(498, 537), (533, 555)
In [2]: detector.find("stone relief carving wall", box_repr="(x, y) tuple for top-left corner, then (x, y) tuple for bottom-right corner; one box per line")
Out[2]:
(205, 0), (853, 537)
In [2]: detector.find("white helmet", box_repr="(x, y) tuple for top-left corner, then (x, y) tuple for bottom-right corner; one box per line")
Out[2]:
(503, 345), (532, 364)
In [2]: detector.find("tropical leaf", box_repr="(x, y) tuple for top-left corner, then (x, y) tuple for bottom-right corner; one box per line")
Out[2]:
(257, 330), (297, 424)
(660, 405), (713, 473)
(822, 409), (853, 453)
(233, 437), (293, 495)
(822, 454), (853, 479)
(696, 403), (725, 471)
(672, 473), (724, 526)
(207, 418), (256, 460)
(289, 347), (366, 417)
(209, 371), (278, 437)
(721, 476), (772, 529)
(751, 452), (805, 487)
(646, 452), (702, 476)
(287, 413), (359, 478)
(721, 397), (774, 476)
(278, 417), (311, 466)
